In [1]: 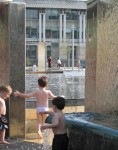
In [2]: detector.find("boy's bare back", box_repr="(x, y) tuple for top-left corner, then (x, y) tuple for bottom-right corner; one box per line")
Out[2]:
(32, 88), (55, 107)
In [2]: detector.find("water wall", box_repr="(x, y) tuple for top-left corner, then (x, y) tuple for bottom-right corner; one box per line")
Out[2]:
(85, 0), (118, 115)
(0, 1), (25, 137)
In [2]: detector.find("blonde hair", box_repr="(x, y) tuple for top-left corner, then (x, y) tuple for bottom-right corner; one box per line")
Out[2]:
(0, 85), (12, 94)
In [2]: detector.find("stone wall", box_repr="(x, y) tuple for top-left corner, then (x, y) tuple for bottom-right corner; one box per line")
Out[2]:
(85, 0), (118, 115)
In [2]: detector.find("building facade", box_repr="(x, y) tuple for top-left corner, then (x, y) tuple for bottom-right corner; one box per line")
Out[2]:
(14, 0), (87, 68)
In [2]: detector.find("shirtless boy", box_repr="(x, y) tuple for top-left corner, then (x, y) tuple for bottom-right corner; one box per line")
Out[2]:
(0, 85), (12, 144)
(41, 97), (69, 150)
(14, 76), (56, 139)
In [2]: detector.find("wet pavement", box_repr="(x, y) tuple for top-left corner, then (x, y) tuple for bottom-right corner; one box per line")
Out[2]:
(0, 139), (44, 150)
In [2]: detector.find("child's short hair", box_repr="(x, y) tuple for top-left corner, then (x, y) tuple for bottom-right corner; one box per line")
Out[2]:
(52, 96), (65, 110)
(0, 85), (12, 94)
(38, 76), (48, 87)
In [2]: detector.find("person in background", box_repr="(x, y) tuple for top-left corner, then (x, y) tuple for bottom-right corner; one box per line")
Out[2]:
(14, 76), (56, 140)
(48, 56), (52, 68)
(0, 85), (12, 144)
(77, 59), (81, 70)
(32, 64), (38, 72)
(41, 96), (69, 150)
(57, 58), (61, 69)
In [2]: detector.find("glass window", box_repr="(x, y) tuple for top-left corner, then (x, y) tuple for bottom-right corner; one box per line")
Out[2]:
(26, 45), (37, 59)
(47, 46), (51, 59)
(26, 27), (30, 38)
(31, 28), (38, 38)
(46, 9), (59, 20)
(71, 10), (77, 20)
(46, 29), (51, 38)
(45, 9), (52, 19)
(70, 29), (78, 39)
(51, 27), (59, 39)
(26, 9), (31, 19)
(66, 10), (78, 20)
(26, 9), (38, 19)
(66, 27), (71, 39)
(26, 27), (38, 38)
(51, 9), (59, 20)
(66, 10), (71, 20)
(74, 30), (78, 39)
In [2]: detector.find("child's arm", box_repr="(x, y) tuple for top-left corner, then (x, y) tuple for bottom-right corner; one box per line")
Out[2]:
(48, 90), (56, 99)
(14, 91), (35, 98)
(0, 101), (5, 115)
(40, 111), (55, 115)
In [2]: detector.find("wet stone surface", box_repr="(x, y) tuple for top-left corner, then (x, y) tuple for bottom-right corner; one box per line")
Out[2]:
(0, 140), (43, 150)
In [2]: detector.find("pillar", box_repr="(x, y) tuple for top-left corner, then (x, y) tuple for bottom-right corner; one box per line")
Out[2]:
(79, 11), (82, 43)
(39, 13), (42, 42)
(0, 1), (25, 137)
(63, 14), (66, 42)
(60, 14), (62, 42)
(38, 42), (46, 71)
(43, 13), (45, 42)
(85, 0), (118, 115)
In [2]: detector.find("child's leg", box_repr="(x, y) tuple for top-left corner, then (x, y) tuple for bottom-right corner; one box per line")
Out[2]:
(37, 113), (43, 139)
(42, 114), (48, 125)
(0, 129), (10, 144)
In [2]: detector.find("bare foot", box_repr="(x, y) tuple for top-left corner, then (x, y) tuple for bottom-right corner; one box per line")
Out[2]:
(38, 138), (43, 144)
(0, 140), (10, 144)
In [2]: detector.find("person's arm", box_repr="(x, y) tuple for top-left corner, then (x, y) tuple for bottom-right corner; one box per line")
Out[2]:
(41, 114), (59, 130)
(14, 90), (35, 98)
(0, 101), (3, 115)
(39, 111), (55, 115)
(0, 101), (6, 115)
(48, 90), (56, 99)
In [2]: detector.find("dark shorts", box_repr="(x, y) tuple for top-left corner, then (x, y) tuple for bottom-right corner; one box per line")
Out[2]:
(52, 133), (69, 150)
(0, 116), (8, 131)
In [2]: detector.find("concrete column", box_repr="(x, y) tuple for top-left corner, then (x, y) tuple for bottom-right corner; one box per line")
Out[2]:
(39, 13), (42, 42)
(43, 13), (45, 42)
(83, 12), (86, 43)
(38, 42), (46, 71)
(72, 25), (75, 70)
(0, 2), (25, 138)
(79, 11), (82, 43)
(60, 14), (62, 42)
(86, 0), (118, 115)
(63, 14), (66, 42)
